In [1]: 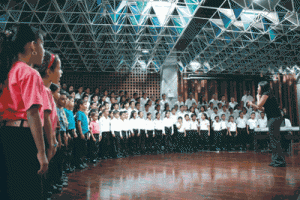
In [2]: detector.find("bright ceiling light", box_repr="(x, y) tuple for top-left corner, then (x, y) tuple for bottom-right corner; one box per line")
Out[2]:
(142, 50), (149, 53)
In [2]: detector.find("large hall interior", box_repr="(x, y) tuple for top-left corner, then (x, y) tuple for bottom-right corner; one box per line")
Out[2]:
(1, 0), (300, 199)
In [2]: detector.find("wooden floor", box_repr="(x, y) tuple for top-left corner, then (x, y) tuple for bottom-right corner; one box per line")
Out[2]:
(52, 151), (300, 200)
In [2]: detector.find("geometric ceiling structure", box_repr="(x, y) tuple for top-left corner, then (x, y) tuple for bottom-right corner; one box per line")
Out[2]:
(0, 0), (299, 75)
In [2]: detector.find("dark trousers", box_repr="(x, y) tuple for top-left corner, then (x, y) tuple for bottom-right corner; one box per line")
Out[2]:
(67, 129), (76, 167)
(237, 128), (247, 149)
(155, 130), (163, 152)
(88, 134), (100, 161)
(176, 132), (185, 152)
(164, 127), (173, 151)
(190, 130), (198, 152)
(114, 132), (122, 157)
(214, 130), (222, 149)
(100, 131), (114, 158)
(268, 117), (285, 165)
(200, 130), (209, 150)
(248, 129), (255, 150)
(121, 131), (128, 156)
(172, 125), (177, 150)
(132, 129), (139, 153)
(147, 130), (154, 152)
(0, 126), (43, 200)
(228, 131), (237, 149)
(140, 130), (146, 153)
(73, 132), (87, 166)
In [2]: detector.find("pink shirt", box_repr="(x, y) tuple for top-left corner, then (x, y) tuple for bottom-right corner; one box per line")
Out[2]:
(45, 87), (58, 135)
(0, 61), (45, 126)
(89, 121), (100, 134)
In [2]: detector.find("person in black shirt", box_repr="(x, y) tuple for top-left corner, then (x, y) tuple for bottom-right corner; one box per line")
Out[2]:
(248, 81), (286, 167)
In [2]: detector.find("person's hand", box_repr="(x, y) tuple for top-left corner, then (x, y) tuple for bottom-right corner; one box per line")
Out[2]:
(153, 134), (155, 138)
(80, 134), (85, 140)
(138, 132), (140, 137)
(74, 132), (78, 138)
(146, 134), (148, 138)
(120, 136), (123, 139)
(67, 133), (71, 139)
(37, 151), (48, 175)
(99, 136), (102, 142)
(112, 134), (115, 138)
(171, 132), (174, 136)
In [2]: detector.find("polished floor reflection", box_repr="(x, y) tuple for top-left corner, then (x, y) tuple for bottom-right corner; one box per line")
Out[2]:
(51, 152), (300, 200)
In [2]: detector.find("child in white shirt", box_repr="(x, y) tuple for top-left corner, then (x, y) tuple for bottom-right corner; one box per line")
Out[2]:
(199, 113), (210, 150)
(236, 111), (247, 150)
(176, 117), (185, 153)
(227, 116), (237, 150)
(247, 112), (258, 151)
(212, 116), (222, 151)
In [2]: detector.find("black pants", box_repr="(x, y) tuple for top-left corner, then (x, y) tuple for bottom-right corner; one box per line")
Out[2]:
(155, 130), (163, 152)
(214, 131), (222, 149)
(121, 131), (128, 156)
(164, 127), (173, 152)
(67, 129), (76, 167)
(172, 125), (177, 150)
(88, 134), (100, 161)
(140, 130), (146, 154)
(132, 129), (139, 153)
(200, 130), (209, 150)
(100, 131), (114, 158)
(268, 117), (285, 165)
(228, 131), (237, 149)
(147, 130), (154, 152)
(237, 128), (247, 149)
(114, 132), (122, 156)
(176, 132), (185, 152)
(248, 129), (255, 150)
(73, 132), (87, 166)
(0, 126), (43, 200)
(190, 130), (198, 152)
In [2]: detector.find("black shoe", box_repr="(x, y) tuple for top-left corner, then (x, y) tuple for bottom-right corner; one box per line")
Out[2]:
(75, 164), (85, 169)
(272, 163), (286, 167)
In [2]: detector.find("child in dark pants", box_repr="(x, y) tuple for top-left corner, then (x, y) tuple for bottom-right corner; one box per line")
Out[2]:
(247, 112), (258, 151)
(212, 116), (222, 151)
(199, 113), (210, 150)
(176, 117), (185, 153)
(227, 116), (238, 150)
(74, 99), (89, 169)
(89, 112), (100, 163)
(236, 112), (247, 151)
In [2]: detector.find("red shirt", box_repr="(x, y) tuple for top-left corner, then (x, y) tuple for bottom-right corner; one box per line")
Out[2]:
(0, 61), (45, 126)
(45, 87), (58, 135)
(89, 121), (100, 134)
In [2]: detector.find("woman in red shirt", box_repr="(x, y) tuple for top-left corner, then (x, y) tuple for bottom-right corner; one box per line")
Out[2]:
(0, 24), (48, 200)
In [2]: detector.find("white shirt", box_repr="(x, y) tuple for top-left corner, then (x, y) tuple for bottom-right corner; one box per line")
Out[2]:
(247, 119), (258, 130)
(111, 118), (122, 133)
(220, 120), (228, 130)
(170, 113), (178, 125)
(140, 97), (148, 106)
(229, 102), (238, 109)
(258, 117), (268, 128)
(136, 117), (146, 130)
(190, 120), (199, 130)
(177, 111), (186, 120)
(207, 108), (214, 118)
(130, 98), (136, 102)
(183, 121), (191, 131)
(130, 118), (140, 131)
(200, 119), (210, 130)
(99, 116), (111, 135)
(176, 122), (185, 132)
(213, 121), (222, 131)
(185, 98), (197, 109)
(145, 119), (155, 131)
(227, 122), (237, 132)
(143, 109), (151, 120)
(236, 117), (247, 128)
(154, 119), (164, 131)
(163, 117), (174, 128)
(152, 110), (162, 120)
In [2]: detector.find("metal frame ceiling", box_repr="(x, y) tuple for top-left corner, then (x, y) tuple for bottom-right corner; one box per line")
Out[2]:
(0, 0), (299, 75)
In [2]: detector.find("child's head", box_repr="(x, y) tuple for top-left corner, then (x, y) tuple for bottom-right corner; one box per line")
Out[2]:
(191, 114), (196, 121)
(174, 104), (178, 111)
(138, 111), (144, 118)
(222, 105), (227, 111)
(113, 103), (119, 110)
(120, 111), (126, 120)
(218, 102), (222, 109)
(130, 111), (136, 119)
(136, 102), (141, 110)
(229, 116), (234, 122)
(185, 114), (190, 121)
(239, 111), (244, 118)
(147, 112), (152, 120)
(78, 99), (87, 112)
(58, 91), (68, 108)
(130, 101), (135, 108)
(165, 111), (170, 118)
(213, 107), (218, 113)
(171, 108), (176, 114)
(215, 116), (219, 122)
(67, 96), (74, 110)
(261, 112), (265, 118)
(156, 112), (161, 119)
(201, 113), (208, 120)
(90, 112), (99, 121)
(180, 105), (184, 112)
(251, 112), (256, 119)
(91, 102), (98, 110)
(221, 114), (226, 121)
(109, 111), (113, 119)
(209, 102), (214, 108)
(200, 106), (205, 112)
(178, 116), (183, 123)
(231, 97), (235, 102)
(113, 110), (120, 119)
